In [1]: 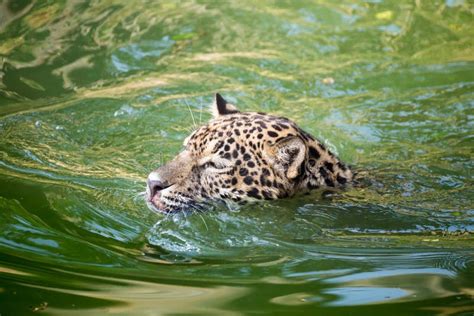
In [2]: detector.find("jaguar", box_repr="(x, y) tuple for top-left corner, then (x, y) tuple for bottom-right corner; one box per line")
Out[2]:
(146, 93), (353, 213)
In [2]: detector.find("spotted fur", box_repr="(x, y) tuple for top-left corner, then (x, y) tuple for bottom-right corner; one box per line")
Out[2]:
(147, 94), (353, 213)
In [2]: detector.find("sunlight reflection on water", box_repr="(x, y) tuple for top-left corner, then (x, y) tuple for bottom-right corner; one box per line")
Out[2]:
(0, 0), (473, 314)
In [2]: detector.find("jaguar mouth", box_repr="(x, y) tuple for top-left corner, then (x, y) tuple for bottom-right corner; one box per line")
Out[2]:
(146, 191), (208, 214)
(146, 187), (190, 213)
(145, 181), (208, 213)
(146, 189), (167, 213)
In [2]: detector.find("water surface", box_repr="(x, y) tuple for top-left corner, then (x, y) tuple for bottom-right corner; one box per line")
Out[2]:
(0, 1), (473, 315)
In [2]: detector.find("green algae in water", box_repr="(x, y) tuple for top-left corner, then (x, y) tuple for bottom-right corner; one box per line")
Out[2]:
(0, 1), (473, 315)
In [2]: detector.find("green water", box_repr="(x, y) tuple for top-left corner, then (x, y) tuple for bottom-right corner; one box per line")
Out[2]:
(0, 1), (473, 315)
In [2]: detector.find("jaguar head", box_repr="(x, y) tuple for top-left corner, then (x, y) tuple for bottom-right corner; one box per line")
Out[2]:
(146, 94), (352, 213)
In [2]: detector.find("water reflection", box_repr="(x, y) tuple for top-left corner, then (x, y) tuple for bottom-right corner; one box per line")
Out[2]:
(0, 0), (473, 314)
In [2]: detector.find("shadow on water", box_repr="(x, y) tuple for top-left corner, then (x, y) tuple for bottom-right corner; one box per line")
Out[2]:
(0, 0), (473, 315)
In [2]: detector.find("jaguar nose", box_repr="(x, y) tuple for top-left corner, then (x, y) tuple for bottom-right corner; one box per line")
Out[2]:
(147, 173), (170, 198)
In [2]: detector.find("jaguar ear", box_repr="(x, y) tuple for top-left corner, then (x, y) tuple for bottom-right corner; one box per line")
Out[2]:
(211, 93), (239, 118)
(269, 136), (306, 179)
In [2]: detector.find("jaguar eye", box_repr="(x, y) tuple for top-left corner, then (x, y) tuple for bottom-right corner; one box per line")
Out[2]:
(308, 159), (317, 167)
(202, 160), (230, 171)
(204, 161), (218, 169)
